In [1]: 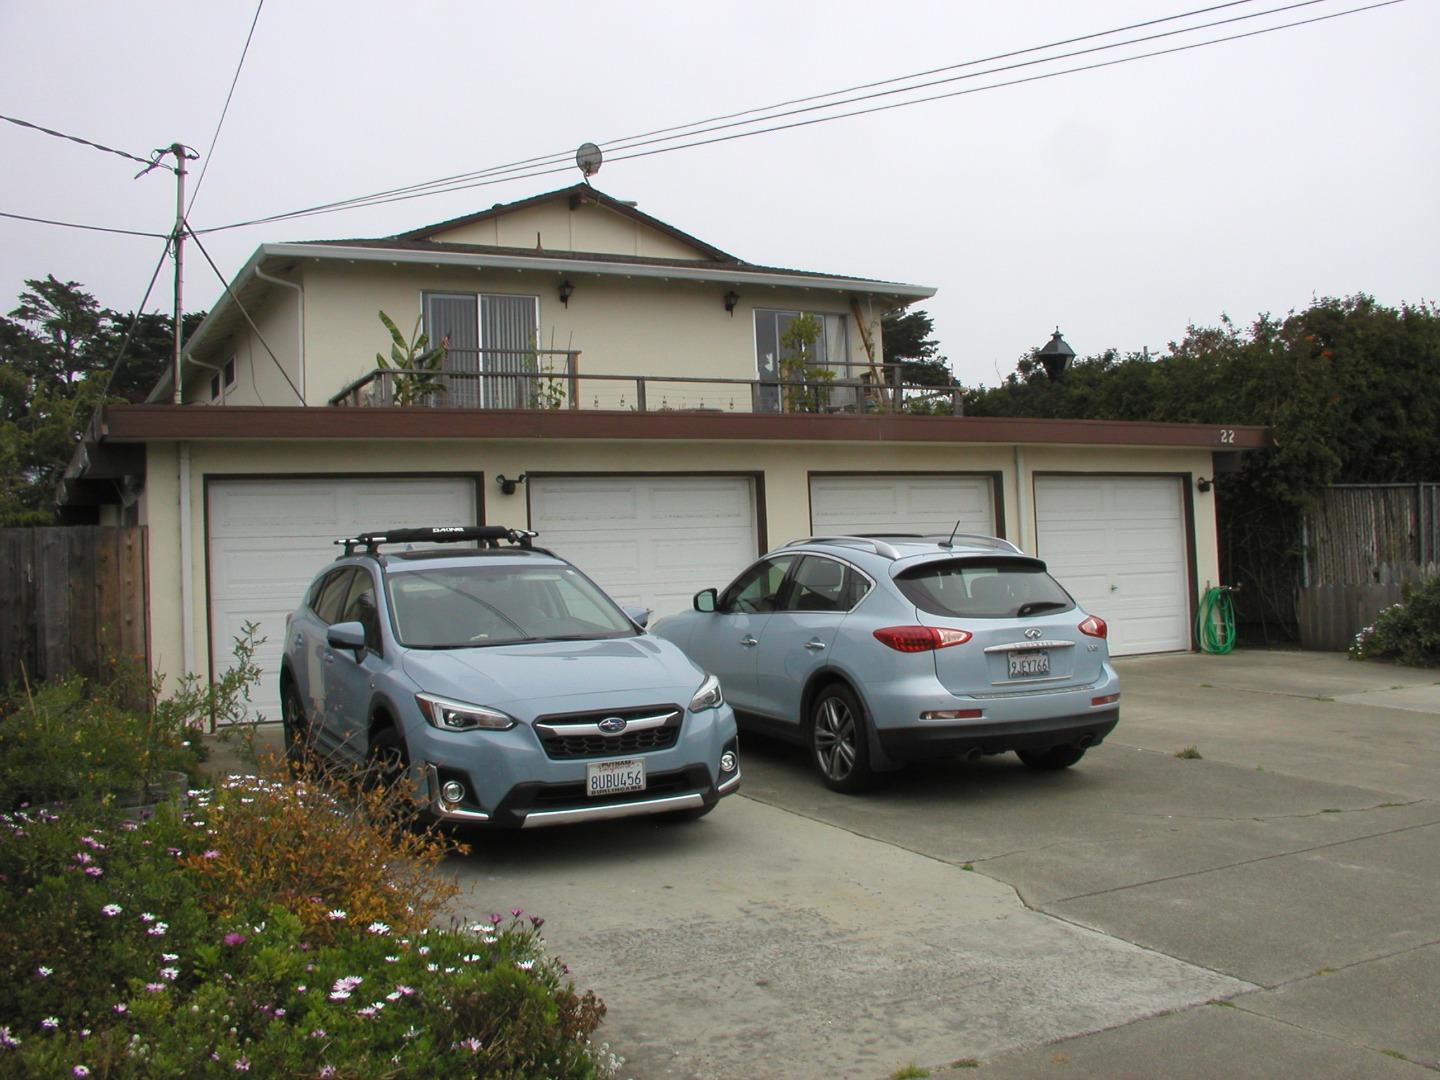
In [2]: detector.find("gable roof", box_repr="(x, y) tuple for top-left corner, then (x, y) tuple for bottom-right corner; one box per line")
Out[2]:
(393, 183), (738, 262)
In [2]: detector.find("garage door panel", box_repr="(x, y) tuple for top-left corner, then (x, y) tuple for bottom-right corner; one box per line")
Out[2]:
(810, 475), (995, 537)
(531, 476), (757, 619)
(208, 477), (475, 723)
(1036, 476), (1189, 656)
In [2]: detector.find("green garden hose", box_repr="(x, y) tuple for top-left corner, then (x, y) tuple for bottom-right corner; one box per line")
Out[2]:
(1196, 586), (1237, 654)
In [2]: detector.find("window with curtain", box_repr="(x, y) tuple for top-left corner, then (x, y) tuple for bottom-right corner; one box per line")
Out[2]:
(423, 292), (538, 408)
(753, 309), (854, 412)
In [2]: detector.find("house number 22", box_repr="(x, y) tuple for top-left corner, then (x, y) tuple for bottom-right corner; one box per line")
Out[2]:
(1218, 429), (1236, 444)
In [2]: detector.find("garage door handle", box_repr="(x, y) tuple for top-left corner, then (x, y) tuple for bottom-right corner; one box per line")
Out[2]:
(1110, 584), (1119, 591)
(740, 635), (758, 647)
(804, 641), (826, 651)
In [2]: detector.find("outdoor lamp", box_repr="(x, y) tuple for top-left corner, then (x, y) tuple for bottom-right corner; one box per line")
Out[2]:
(558, 281), (575, 307)
(1037, 328), (1076, 382)
(724, 290), (740, 315)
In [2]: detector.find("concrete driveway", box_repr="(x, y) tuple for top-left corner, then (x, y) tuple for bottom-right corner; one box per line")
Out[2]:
(439, 649), (1440, 1078)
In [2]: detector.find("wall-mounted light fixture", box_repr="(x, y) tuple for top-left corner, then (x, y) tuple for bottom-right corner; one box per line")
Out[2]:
(723, 290), (740, 316)
(496, 473), (528, 495)
(558, 280), (575, 307)
(1196, 476), (1215, 493)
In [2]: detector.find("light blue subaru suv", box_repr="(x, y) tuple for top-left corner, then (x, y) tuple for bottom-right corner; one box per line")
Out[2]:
(279, 527), (740, 827)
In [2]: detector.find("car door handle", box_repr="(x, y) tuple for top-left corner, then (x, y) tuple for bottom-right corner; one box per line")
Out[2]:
(804, 641), (826, 651)
(740, 635), (758, 647)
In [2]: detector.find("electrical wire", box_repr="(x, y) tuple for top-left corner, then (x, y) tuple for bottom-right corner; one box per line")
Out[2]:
(195, 0), (1404, 236)
(0, 210), (168, 238)
(188, 0), (265, 216)
(194, 0), (1271, 228)
(0, 112), (169, 171)
(185, 222), (304, 404)
(84, 238), (175, 411)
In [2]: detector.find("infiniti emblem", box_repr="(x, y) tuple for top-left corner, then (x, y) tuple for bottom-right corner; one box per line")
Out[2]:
(597, 717), (628, 735)
(1024, 627), (1043, 640)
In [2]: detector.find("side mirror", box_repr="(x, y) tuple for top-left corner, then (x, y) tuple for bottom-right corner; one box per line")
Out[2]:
(693, 588), (718, 613)
(327, 621), (366, 653)
(623, 605), (652, 628)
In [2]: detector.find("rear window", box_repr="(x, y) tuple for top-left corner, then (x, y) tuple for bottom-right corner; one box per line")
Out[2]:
(895, 557), (1075, 619)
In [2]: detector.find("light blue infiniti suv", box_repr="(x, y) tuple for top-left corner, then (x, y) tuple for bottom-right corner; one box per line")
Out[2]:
(279, 527), (740, 827)
(651, 534), (1120, 792)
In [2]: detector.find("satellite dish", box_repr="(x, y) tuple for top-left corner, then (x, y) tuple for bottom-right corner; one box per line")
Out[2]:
(575, 142), (603, 180)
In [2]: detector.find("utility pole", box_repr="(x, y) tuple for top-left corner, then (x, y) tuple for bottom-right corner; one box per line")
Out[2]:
(163, 142), (199, 404)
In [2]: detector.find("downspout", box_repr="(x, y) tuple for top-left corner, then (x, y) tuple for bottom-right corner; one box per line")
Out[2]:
(1014, 447), (1029, 553)
(179, 443), (196, 679)
(254, 265), (305, 403)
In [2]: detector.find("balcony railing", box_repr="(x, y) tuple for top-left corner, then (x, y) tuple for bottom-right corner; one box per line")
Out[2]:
(328, 351), (963, 415)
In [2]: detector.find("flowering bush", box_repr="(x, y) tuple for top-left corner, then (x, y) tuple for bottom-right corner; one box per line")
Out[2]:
(0, 801), (611, 1078)
(1349, 574), (1440, 667)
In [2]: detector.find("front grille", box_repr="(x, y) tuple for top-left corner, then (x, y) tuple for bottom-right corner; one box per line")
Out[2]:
(534, 704), (682, 760)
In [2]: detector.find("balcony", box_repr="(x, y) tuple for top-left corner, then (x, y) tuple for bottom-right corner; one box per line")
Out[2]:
(328, 348), (963, 415)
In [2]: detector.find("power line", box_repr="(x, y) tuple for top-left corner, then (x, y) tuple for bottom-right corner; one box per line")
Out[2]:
(0, 210), (168, 238)
(0, 112), (171, 172)
(188, 0), (265, 216)
(195, 0), (1270, 231)
(84, 239), (175, 418)
(196, 0), (1403, 236)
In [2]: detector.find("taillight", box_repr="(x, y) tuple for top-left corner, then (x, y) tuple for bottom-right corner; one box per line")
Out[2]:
(1079, 615), (1107, 639)
(873, 626), (973, 652)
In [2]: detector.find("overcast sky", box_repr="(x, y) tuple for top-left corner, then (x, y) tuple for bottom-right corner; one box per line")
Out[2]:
(2, 0), (1435, 388)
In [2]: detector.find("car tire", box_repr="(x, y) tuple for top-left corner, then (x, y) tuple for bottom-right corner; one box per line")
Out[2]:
(366, 724), (411, 793)
(809, 684), (876, 793)
(280, 679), (309, 768)
(1016, 745), (1087, 770)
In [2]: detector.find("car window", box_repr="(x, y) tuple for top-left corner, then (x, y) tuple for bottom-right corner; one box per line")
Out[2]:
(895, 557), (1075, 619)
(385, 564), (638, 648)
(312, 569), (356, 624)
(784, 555), (869, 613)
(339, 570), (382, 651)
(719, 556), (796, 614)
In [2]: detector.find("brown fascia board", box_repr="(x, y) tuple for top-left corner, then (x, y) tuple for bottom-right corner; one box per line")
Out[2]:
(97, 404), (1270, 451)
(391, 183), (738, 262)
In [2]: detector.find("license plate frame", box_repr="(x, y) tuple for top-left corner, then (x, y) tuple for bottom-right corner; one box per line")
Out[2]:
(1008, 651), (1051, 678)
(585, 757), (647, 797)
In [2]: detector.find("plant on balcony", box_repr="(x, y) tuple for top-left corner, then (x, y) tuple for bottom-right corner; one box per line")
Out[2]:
(778, 313), (834, 412)
(375, 311), (448, 406)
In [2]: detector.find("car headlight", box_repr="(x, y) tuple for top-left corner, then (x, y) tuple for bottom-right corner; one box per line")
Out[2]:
(689, 673), (724, 712)
(416, 692), (516, 732)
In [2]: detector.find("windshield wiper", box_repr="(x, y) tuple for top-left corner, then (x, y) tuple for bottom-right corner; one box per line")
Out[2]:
(1016, 600), (1069, 617)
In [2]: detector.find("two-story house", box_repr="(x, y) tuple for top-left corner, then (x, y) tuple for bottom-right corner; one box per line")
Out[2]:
(67, 183), (1266, 721)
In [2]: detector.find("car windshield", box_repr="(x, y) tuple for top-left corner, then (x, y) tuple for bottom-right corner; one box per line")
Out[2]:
(895, 557), (1075, 619)
(384, 563), (638, 648)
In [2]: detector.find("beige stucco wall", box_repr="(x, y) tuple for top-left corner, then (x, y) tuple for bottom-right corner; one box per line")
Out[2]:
(182, 284), (302, 407)
(431, 199), (706, 261)
(138, 437), (1218, 684)
(295, 261), (875, 410)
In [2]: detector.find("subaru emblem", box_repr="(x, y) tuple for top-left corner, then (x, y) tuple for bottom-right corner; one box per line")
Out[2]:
(597, 717), (627, 735)
(1024, 627), (1043, 640)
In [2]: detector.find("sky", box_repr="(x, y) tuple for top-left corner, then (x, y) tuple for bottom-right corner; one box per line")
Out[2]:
(1, 0), (1436, 388)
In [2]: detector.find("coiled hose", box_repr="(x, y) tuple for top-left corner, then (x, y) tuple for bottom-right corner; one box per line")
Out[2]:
(1195, 586), (1237, 654)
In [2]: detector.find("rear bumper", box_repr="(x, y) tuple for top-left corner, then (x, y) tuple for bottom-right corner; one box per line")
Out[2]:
(876, 708), (1119, 763)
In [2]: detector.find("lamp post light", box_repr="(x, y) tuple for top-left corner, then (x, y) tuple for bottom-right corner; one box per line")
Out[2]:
(1037, 328), (1075, 382)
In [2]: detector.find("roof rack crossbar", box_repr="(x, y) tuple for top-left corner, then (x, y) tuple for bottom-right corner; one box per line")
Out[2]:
(336, 526), (537, 557)
(784, 535), (904, 560)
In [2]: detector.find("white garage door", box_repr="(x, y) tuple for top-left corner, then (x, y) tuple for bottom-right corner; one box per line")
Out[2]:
(809, 474), (995, 537)
(1034, 475), (1190, 656)
(529, 475), (758, 618)
(208, 477), (476, 722)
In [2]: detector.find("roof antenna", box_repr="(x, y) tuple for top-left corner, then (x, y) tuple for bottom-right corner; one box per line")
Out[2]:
(575, 142), (603, 185)
(942, 520), (962, 549)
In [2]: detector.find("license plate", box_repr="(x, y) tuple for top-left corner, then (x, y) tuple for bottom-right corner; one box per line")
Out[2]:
(586, 758), (646, 797)
(1008, 651), (1051, 678)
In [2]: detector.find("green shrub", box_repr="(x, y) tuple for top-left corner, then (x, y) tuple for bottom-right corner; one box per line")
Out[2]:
(1349, 574), (1440, 667)
(0, 803), (612, 1078)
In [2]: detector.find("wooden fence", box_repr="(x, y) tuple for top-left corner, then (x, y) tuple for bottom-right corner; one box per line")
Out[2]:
(1298, 484), (1440, 650)
(0, 526), (148, 690)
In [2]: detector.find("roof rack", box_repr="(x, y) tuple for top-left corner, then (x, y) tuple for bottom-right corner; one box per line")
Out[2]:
(336, 526), (537, 558)
(784, 533), (1024, 560)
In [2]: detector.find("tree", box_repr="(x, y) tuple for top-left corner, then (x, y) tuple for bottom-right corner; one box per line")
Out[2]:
(881, 308), (954, 388)
(0, 276), (198, 524)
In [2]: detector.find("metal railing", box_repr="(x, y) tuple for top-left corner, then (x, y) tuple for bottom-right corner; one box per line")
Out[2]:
(328, 355), (963, 415)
